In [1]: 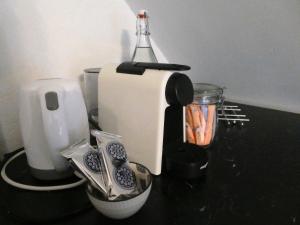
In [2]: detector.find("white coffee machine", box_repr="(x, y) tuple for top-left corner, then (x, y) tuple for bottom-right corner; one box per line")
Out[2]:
(98, 62), (194, 175)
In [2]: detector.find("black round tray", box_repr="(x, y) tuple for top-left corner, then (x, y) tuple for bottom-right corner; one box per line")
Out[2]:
(0, 150), (91, 223)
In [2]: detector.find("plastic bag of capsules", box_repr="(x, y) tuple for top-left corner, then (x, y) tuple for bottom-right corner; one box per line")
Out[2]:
(61, 131), (138, 200)
(61, 139), (108, 196)
(91, 130), (138, 200)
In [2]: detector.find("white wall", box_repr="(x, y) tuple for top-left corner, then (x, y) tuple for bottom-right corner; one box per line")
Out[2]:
(126, 0), (300, 113)
(2, 0), (300, 158)
(0, 0), (166, 157)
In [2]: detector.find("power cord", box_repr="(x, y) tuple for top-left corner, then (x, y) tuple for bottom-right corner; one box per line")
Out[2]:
(1, 150), (86, 191)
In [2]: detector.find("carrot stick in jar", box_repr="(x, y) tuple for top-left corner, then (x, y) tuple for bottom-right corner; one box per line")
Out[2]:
(201, 105), (208, 121)
(190, 104), (201, 129)
(198, 107), (206, 145)
(204, 105), (216, 145)
(211, 110), (217, 140)
(189, 104), (203, 145)
(194, 105), (206, 145)
(186, 105), (193, 126)
(195, 127), (204, 145)
(186, 122), (196, 144)
(189, 104), (207, 145)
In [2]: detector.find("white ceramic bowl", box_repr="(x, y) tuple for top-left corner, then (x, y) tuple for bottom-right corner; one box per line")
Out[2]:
(86, 162), (152, 219)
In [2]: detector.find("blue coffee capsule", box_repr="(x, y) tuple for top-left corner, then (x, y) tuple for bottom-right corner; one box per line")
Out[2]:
(106, 142), (127, 163)
(83, 151), (102, 173)
(113, 165), (136, 190)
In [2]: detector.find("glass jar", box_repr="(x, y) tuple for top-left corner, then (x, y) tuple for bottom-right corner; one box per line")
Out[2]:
(185, 83), (223, 147)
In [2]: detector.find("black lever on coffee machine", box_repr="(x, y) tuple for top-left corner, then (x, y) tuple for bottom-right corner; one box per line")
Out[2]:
(116, 62), (191, 75)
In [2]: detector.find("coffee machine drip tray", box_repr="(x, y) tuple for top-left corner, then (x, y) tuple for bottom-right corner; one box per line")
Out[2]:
(164, 143), (208, 180)
(0, 150), (90, 223)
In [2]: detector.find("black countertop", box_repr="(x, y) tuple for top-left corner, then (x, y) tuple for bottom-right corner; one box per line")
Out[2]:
(1, 103), (300, 225)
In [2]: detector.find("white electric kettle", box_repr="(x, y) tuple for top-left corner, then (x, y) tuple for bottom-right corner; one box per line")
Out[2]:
(19, 78), (89, 180)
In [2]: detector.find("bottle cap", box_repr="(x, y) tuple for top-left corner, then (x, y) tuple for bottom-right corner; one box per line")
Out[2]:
(137, 10), (148, 18)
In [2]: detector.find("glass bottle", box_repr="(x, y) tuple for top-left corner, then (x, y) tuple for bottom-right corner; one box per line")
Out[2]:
(131, 10), (158, 63)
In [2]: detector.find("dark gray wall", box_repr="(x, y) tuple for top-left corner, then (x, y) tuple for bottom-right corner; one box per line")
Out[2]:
(126, 0), (300, 113)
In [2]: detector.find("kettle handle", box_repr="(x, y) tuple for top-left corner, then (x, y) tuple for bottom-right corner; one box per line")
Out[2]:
(38, 87), (70, 172)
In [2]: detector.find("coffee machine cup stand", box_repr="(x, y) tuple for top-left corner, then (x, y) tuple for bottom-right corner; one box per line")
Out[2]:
(98, 62), (208, 180)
